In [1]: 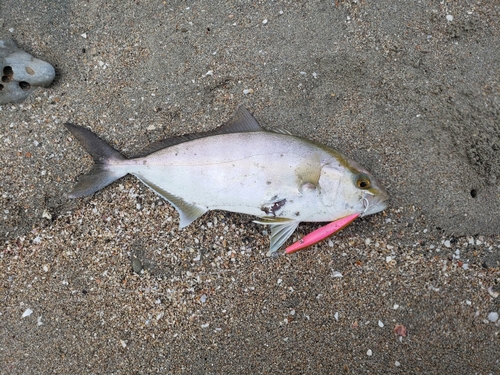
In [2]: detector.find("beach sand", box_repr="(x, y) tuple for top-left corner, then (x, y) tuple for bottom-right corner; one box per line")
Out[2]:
(1, 1), (498, 373)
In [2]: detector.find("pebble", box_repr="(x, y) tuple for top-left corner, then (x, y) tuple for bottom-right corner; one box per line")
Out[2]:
(487, 312), (498, 323)
(488, 287), (499, 298)
(394, 324), (407, 337)
(131, 258), (143, 273)
(446, 15), (453, 22)
(0, 39), (55, 105)
(366, 349), (373, 356)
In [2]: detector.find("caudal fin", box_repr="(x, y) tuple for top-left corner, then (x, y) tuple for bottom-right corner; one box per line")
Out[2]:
(64, 123), (128, 198)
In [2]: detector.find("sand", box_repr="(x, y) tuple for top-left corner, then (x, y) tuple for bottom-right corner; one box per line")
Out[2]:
(1, 1), (499, 374)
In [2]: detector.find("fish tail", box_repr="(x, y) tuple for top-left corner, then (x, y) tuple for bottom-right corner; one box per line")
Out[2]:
(64, 123), (128, 198)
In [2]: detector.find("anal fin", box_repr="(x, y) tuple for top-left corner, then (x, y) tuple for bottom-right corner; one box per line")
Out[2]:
(135, 175), (207, 228)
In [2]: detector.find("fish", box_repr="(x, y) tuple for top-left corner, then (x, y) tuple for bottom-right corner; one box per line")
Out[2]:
(64, 105), (389, 254)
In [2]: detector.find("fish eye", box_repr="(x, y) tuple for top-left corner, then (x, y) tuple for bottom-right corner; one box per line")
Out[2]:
(356, 175), (371, 190)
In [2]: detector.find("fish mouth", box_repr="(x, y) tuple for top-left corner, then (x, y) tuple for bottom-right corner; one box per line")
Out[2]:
(360, 192), (389, 217)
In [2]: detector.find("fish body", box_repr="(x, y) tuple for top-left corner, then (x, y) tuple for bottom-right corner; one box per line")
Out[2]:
(65, 106), (388, 253)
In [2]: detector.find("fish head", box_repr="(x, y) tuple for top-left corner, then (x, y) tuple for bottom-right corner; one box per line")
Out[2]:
(351, 170), (389, 217)
(318, 155), (389, 219)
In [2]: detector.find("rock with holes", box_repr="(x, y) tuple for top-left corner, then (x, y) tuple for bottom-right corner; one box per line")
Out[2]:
(0, 38), (55, 104)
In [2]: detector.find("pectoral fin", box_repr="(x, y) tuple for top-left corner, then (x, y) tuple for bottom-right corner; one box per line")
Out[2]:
(135, 176), (207, 228)
(296, 153), (321, 188)
(254, 218), (300, 255)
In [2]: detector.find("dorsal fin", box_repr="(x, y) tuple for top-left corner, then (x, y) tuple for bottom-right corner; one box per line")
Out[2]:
(222, 105), (263, 133)
(136, 105), (263, 156)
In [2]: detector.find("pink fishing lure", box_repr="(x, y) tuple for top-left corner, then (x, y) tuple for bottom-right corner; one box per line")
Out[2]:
(285, 213), (360, 254)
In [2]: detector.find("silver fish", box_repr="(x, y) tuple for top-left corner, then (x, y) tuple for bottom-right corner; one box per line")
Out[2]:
(64, 106), (388, 253)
